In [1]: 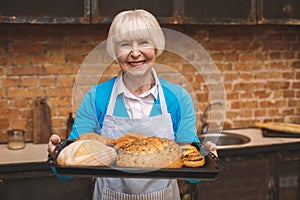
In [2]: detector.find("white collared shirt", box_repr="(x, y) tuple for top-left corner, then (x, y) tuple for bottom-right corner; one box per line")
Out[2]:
(114, 71), (158, 119)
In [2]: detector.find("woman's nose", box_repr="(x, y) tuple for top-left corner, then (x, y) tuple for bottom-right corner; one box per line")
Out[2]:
(130, 42), (141, 57)
(131, 49), (141, 58)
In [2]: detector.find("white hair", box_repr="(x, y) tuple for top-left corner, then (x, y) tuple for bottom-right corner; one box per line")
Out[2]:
(106, 9), (165, 59)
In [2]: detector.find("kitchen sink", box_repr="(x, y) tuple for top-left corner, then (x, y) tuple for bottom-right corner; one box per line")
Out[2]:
(199, 132), (251, 147)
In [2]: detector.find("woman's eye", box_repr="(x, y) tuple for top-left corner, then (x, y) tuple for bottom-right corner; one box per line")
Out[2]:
(140, 40), (149, 45)
(120, 43), (130, 47)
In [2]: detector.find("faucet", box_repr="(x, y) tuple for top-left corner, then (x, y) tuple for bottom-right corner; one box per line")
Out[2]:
(200, 102), (223, 134)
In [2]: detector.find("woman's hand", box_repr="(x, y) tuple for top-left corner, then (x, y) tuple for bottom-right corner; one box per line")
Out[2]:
(47, 134), (61, 154)
(204, 141), (218, 157)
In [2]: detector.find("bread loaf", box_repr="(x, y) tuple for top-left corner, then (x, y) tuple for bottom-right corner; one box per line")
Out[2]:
(76, 132), (115, 146)
(254, 122), (300, 134)
(116, 136), (183, 168)
(57, 139), (117, 166)
(114, 133), (147, 150)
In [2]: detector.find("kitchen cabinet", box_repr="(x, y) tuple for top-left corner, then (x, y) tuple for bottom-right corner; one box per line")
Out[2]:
(258, 0), (300, 25)
(91, 0), (174, 24)
(182, 0), (256, 25)
(91, 0), (257, 24)
(278, 149), (300, 200)
(1, 0), (299, 25)
(0, 171), (93, 200)
(0, 0), (90, 24)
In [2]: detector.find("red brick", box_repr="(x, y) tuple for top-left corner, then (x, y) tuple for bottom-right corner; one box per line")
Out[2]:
(31, 53), (48, 64)
(255, 109), (266, 117)
(0, 100), (9, 108)
(49, 54), (66, 64)
(56, 76), (75, 87)
(240, 91), (254, 98)
(8, 43), (44, 53)
(39, 77), (56, 86)
(1, 77), (20, 87)
(7, 88), (44, 98)
(44, 65), (79, 75)
(13, 99), (31, 108)
(291, 61), (300, 69)
(49, 96), (72, 107)
(240, 52), (255, 61)
(7, 66), (43, 76)
(292, 81), (300, 89)
(233, 82), (261, 90)
(224, 52), (239, 62)
(0, 55), (10, 65)
(45, 87), (72, 97)
(239, 72), (254, 81)
(260, 100), (287, 108)
(11, 54), (30, 65)
(283, 90), (295, 98)
(11, 119), (28, 130)
(21, 77), (38, 87)
(67, 53), (86, 64)
(231, 100), (258, 109)
(264, 81), (290, 90)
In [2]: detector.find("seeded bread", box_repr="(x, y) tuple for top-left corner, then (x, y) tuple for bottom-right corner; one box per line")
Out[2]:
(116, 136), (183, 168)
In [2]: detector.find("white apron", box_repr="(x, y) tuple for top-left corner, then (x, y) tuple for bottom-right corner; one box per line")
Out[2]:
(93, 77), (180, 200)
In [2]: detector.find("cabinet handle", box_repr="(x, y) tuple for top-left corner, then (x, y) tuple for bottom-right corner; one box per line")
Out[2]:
(282, 4), (294, 17)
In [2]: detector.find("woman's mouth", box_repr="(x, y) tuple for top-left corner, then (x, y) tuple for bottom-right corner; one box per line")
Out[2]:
(128, 61), (145, 67)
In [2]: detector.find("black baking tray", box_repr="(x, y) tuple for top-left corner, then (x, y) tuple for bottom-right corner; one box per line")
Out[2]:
(48, 140), (226, 180)
(262, 128), (300, 138)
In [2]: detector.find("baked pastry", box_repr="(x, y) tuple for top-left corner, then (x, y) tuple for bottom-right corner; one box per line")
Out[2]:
(76, 132), (115, 146)
(57, 139), (117, 166)
(180, 144), (205, 167)
(254, 122), (300, 134)
(116, 136), (183, 168)
(114, 133), (148, 150)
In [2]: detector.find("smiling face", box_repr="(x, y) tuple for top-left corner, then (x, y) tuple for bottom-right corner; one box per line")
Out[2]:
(117, 38), (156, 79)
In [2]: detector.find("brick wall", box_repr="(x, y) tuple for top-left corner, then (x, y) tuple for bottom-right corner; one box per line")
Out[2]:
(0, 24), (299, 143)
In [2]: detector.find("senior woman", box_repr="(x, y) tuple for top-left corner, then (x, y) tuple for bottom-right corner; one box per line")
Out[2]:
(48, 9), (217, 199)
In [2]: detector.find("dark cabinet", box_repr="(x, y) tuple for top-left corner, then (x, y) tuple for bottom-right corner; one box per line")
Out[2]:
(258, 0), (300, 24)
(91, 0), (174, 23)
(183, 0), (256, 25)
(0, 0), (300, 25)
(0, 0), (90, 24)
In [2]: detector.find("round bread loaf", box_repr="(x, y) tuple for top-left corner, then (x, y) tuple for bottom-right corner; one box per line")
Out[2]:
(57, 139), (117, 166)
(114, 133), (147, 150)
(76, 132), (115, 147)
(116, 136), (183, 168)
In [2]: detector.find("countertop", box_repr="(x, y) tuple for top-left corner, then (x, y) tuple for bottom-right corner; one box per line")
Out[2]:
(222, 128), (300, 149)
(0, 128), (300, 169)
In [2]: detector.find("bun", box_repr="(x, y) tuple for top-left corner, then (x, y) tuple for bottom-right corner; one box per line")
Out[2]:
(180, 144), (205, 167)
(76, 132), (115, 146)
(116, 136), (183, 168)
(57, 139), (117, 166)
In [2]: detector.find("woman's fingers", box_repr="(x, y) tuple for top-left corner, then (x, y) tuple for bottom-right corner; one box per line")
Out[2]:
(47, 134), (61, 153)
(204, 141), (218, 157)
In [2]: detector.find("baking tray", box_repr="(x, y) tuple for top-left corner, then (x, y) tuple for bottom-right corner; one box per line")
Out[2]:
(262, 128), (300, 138)
(48, 140), (226, 180)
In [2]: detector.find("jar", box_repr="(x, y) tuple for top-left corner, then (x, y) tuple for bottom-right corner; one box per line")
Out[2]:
(7, 129), (25, 150)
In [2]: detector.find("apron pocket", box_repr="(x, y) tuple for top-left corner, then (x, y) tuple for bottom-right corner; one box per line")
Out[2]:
(101, 185), (173, 200)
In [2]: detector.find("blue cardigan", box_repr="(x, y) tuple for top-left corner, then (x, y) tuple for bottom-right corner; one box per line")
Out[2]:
(69, 77), (199, 143)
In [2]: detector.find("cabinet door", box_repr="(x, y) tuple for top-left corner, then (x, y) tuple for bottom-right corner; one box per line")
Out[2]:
(258, 0), (300, 24)
(183, 0), (257, 24)
(91, 0), (174, 24)
(0, 0), (90, 24)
